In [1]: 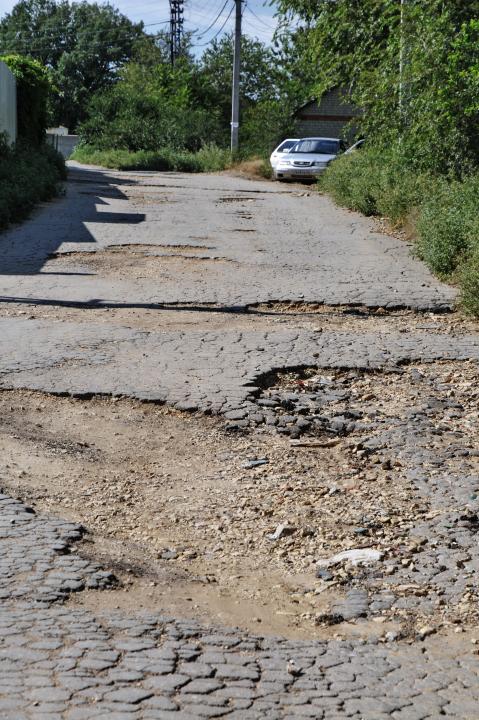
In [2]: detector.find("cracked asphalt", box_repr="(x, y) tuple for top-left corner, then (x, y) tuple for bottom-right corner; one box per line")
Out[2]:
(1, 163), (479, 718)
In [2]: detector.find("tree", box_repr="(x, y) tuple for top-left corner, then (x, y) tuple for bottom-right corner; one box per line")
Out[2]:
(0, 0), (146, 130)
(80, 56), (222, 153)
(196, 33), (307, 151)
(276, 0), (479, 174)
(0, 54), (51, 144)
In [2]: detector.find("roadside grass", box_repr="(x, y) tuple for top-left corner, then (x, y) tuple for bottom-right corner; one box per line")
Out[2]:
(71, 143), (233, 173)
(229, 157), (273, 180)
(320, 149), (479, 317)
(0, 137), (66, 231)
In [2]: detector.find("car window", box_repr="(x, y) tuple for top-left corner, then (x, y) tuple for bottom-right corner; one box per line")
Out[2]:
(291, 139), (340, 155)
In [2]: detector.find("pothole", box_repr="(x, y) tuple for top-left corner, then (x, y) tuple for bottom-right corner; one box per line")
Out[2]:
(249, 301), (452, 316)
(45, 248), (235, 278)
(1, 359), (478, 637)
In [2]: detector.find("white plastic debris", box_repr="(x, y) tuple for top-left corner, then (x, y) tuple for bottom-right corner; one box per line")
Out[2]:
(316, 548), (383, 568)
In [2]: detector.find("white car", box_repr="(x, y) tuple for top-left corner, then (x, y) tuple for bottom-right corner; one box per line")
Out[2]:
(269, 138), (300, 170)
(274, 137), (343, 181)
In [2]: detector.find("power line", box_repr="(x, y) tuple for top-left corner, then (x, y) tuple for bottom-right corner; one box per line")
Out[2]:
(244, 4), (276, 31)
(193, 2), (234, 46)
(0, 20), (171, 56)
(196, 0), (229, 40)
(0, 29), (171, 58)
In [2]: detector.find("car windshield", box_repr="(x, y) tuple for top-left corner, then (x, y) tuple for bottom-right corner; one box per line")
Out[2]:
(278, 140), (297, 152)
(290, 139), (340, 155)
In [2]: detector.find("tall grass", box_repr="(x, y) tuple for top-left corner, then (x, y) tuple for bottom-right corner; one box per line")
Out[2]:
(71, 143), (232, 173)
(320, 148), (479, 316)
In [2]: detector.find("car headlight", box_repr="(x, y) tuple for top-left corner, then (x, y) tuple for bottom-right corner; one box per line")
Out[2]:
(313, 161), (328, 168)
(278, 160), (292, 167)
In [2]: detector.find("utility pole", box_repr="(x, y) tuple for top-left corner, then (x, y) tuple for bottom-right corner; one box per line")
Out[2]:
(399, 0), (404, 116)
(169, 0), (185, 65)
(230, 0), (242, 153)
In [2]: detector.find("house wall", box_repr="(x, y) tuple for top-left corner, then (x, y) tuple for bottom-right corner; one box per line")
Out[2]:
(295, 87), (359, 141)
(0, 61), (17, 144)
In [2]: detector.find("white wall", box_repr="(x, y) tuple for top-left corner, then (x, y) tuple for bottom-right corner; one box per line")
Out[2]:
(0, 61), (17, 144)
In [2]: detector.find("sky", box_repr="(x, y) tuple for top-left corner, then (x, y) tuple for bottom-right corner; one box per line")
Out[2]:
(0, 0), (280, 50)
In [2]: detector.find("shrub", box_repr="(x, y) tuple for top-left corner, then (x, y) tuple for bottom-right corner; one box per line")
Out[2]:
(320, 147), (435, 223)
(0, 54), (51, 146)
(0, 137), (65, 229)
(460, 250), (479, 316)
(319, 150), (381, 216)
(416, 176), (479, 274)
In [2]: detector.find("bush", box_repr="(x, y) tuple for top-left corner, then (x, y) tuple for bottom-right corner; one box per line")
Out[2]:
(71, 143), (232, 173)
(0, 136), (65, 229)
(0, 55), (51, 146)
(416, 176), (479, 274)
(320, 147), (434, 223)
(460, 250), (479, 316)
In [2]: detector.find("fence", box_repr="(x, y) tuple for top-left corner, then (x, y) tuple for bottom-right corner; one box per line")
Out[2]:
(0, 61), (17, 144)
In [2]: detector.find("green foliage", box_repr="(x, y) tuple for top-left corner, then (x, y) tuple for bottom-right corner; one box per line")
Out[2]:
(0, 135), (65, 229)
(277, 0), (479, 177)
(416, 176), (479, 275)
(320, 147), (434, 222)
(0, 0), (145, 130)
(79, 31), (303, 157)
(71, 143), (232, 173)
(241, 99), (296, 157)
(460, 249), (479, 316)
(196, 33), (310, 153)
(79, 59), (222, 153)
(0, 54), (50, 144)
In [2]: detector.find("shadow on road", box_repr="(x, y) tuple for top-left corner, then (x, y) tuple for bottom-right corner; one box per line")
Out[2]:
(0, 165), (145, 275)
(0, 296), (251, 315)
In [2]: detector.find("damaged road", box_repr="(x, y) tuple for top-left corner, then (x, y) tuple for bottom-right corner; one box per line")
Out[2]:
(0, 163), (479, 719)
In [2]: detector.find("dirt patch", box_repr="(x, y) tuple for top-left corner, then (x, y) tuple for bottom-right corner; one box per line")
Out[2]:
(226, 159), (269, 181)
(45, 248), (235, 279)
(0, 389), (356, 639)
(105, 244), (216, 254)
(0, 301), (476, 337)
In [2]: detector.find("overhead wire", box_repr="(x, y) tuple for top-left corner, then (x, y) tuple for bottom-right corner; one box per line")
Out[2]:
(193, 1), (235, 46)
(0, 18), (172, 56)
(244, 3), (277, 31)
(196, 0), (229, 40)
(0, 29), (172, 58)
(193, 5), (234, 47)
